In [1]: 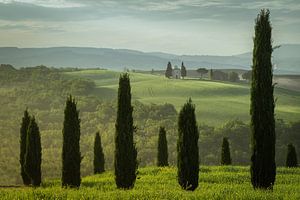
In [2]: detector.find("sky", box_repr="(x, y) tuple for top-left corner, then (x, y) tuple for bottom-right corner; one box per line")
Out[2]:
(0, 0), (299, 55)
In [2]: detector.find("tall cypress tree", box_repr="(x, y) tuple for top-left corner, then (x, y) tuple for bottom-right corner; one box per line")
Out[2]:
(250, 9), (276, 189)
(24, 116), (42, 187)
(165, 62), (173, 78)
(177, 98), (199, 191)
(114, 73), (137, 189)
(221, 137), (232, 165)
(181, 62), (187, 79)
(62, 95), (81, 187)
(20, 109), (31, 185)
(286, 144), (298, 168)
(94, 132), (105, 174)
(157, 126), (168, 167)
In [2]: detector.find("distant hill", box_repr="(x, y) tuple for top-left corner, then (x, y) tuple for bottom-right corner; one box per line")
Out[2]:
(0, 44), (299, 74)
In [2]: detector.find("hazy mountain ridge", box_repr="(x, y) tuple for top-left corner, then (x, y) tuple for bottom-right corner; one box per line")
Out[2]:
(0, 44), (299, 74)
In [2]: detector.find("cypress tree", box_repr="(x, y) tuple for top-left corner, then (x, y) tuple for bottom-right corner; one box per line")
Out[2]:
(157, 126), (168, 167)
(181, 62), (187, 79)
(177, 98), (199, 191)
(20, 109), (31, 185)
(286, 144), (298, 168)
(250, 9), (276, 189)
(221, 137), (232, 165)
(24, 116), (42, 187)
(94, 132), (105, 174)
(114, 73), (137, 189)
(165, 62), (173, 78)
(209, 69), (214, 80)
(62, 95), (81, 187)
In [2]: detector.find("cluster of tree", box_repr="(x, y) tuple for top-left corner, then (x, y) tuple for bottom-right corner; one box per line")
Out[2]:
(165, 61), (187, 79)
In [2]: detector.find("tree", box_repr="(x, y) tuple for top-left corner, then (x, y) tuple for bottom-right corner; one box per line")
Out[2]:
(196, 68), (208, 79)
(181, 62), (187, 79)
(209, 69), (213, 80)
(286, 144), (298, 168)
(20, 109), (31, 185)
(221, 137), (232, 165)
(62, 95), (81, 187)
(242, 70), (252, 81)
(94, 132), (105, 174)
(228, 72), (239, 82)
(250, 9), (276, 189)
(165, 62), (173, 78)
(24, 116), (41, 187)
(177, 98), (199, 191)
(114, 73), (137, 189)
(157, 126), (168, 167)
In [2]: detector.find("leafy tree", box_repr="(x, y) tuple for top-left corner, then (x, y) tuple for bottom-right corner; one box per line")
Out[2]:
(250, 9), (276, 189)
(177, 98), (199, 191)
(196, 68), (208, 79)
(181, 62), (187, 79)
(62, 95), (81, 187)
(24, 116), (41, 187)
(228, 72), (239, 82)
(157, 126), (168, 167)
(94, 132), (105, 174)
(212, 70), (228, 81)
(165, 62), (173, 78)
(20, 109), (31, 185)
(242, 70), (252, 81)
(286, 144), (298, 167)
(221, 137), (232, 165)
(114, 73), (137, 189)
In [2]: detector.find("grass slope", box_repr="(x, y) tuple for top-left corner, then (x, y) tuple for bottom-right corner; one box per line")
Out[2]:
(1, 166), (299, 199)
(66, 70), (300, 125)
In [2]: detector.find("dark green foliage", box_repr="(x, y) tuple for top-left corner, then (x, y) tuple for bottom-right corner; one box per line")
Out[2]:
(157, 127), (168, 167)
(114, 73), (137, 189)
(212, 70), (228, 81)
(228, 72), (239, 82)
(20, 109), (31, 185)
(221, 137), (232, 165)
(62, 95), (81, 187)
(209, 69), (213, 80)
(94, 132), (105, 174)
(24, 117), (42, 187)
(286, 144), (298, 167)
(177, 98), (199, 191)
(196, 68), (208, 79)
(165, 62), (173, 78)
(242, 70), (252, 81)
(181, 62), (187, 79)
(250, 9), (276, 189)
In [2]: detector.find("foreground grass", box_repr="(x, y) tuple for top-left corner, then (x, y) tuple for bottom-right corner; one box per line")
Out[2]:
(1, 166), (299, 199)
(66, 70), (300, 126)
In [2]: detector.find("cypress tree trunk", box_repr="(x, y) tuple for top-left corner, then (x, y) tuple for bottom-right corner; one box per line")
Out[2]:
(24, 117), (42, 187)
(62, 95), (81, 187)
(157, 126), (168, 167)
(286, 144), (298, 168)
(177, 98), (199, 191)
(94, 132), (105, 174)
(250, 9), (276, 189)
(221, 137), (232, 165)
(20, 109), (31, 185)
(114, 73), (137, 189)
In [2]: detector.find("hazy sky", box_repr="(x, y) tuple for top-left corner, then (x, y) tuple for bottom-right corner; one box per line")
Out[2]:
(0, 0), (299, 55)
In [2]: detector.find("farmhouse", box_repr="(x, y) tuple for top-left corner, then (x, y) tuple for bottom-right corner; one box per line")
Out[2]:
(172, 65), (181, 79)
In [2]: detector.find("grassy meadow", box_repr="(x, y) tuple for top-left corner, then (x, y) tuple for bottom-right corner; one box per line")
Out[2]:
(1, 166), (299, 199)
(66, 70), (300, 126)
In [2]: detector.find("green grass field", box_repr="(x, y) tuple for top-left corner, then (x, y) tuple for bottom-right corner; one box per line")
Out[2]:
(66, 70), (300, 125)
(1, 166), (299, 199)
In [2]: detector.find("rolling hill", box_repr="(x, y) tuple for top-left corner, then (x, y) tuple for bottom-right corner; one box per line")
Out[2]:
(0, 44), (299, 74)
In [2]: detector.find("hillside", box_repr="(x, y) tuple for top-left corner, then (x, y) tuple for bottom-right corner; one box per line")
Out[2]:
(0, 44), (299, 73)
(66, 70), (300, 125)
(1, 166), (299, 199)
